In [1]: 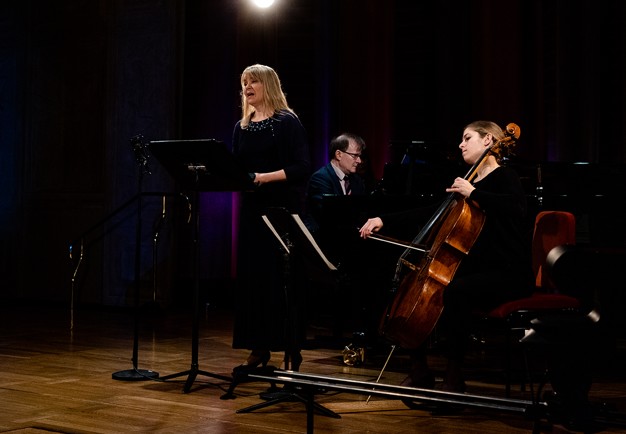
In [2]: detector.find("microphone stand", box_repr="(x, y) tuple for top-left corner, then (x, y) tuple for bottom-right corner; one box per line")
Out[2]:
(112, 135), (159, 381)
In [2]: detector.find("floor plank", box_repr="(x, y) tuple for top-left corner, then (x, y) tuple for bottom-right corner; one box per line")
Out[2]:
(1, 301), (625, 433)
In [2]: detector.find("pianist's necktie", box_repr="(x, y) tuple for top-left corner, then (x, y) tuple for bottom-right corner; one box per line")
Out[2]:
(343, 176), (351, 195)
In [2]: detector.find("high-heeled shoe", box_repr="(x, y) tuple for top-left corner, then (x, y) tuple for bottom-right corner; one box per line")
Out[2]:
(232, 350), (270, 374)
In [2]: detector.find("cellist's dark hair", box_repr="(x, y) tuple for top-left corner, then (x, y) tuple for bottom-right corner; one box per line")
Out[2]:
(465, 120), (506, 163)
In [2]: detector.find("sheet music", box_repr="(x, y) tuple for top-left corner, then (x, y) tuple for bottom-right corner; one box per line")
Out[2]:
(261, 215), (290, 254)
(291, 214), (337, 271)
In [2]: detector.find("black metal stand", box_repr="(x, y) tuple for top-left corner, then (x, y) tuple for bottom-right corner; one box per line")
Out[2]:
(146, 138), (257, 393)
(144, 193), (167, 313)
(235, 208), (339, 420)
(275, 233), (300, 373)
(159, 174), (231, 392)
(112, 135), (159, 382)
(237, 379), (340, 434)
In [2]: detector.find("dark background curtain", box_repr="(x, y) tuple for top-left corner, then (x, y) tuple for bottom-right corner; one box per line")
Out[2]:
(1, 0), (624, 307)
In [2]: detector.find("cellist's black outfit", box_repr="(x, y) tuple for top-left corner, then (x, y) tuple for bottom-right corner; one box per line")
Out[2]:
(381, 166), (534, 389)
(441, 166), (534, 361)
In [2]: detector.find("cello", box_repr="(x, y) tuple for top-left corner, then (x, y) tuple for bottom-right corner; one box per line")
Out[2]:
(378, 123), (521, 350)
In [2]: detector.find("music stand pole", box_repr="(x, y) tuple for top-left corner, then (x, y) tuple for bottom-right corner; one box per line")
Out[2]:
(159, 169), (231, 392)
(113, 136), (159, 381)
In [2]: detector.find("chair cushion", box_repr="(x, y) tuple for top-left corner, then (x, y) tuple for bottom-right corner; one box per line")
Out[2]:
(487, 293), (581, 319)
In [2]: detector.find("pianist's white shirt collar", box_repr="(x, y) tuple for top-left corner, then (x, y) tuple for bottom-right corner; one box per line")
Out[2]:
(330, 160), (346, 180)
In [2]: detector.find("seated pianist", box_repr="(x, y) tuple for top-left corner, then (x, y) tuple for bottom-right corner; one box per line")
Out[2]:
(304, 133), (374, 341)
(306, 132), (368, 244)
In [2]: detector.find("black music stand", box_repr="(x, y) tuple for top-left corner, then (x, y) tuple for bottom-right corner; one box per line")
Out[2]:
(149, 138), (253, 393)
(235, 207), (339, 419)
(263, 208), (337, 371)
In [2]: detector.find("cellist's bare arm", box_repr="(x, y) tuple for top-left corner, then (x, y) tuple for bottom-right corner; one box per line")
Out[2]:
(359, 217), (383, 238)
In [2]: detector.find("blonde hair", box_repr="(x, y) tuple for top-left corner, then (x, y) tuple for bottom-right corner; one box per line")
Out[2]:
(465, 120), (507, 162)
(239, 64), (294, 128)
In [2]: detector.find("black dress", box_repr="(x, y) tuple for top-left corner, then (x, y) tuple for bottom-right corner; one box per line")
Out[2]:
(381, 166), (534, 359)
(440, 166), (535, 360)
(231, 110), (311, 351)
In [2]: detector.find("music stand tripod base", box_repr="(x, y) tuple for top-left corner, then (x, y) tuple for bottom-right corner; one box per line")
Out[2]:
(112, 368), (159, 381)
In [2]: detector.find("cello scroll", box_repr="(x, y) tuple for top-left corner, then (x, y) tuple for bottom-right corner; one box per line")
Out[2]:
(489, 122), (520, 160)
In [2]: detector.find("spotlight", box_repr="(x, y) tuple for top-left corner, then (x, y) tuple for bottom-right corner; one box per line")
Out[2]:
(252, 0), (275, 8)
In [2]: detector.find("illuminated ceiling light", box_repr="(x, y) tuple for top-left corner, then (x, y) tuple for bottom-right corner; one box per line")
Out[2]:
(252, 0), (275, 8)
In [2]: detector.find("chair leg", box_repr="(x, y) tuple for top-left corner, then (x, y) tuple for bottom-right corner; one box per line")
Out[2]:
(505, 323), (511, 397)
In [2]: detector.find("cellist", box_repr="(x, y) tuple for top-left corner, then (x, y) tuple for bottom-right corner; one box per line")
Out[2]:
(359, 120), (534, 393)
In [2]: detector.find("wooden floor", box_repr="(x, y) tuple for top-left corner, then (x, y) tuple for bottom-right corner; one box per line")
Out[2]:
(1, 300), (626, 434)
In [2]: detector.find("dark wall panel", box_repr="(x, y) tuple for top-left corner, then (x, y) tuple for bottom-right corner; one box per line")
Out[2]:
(1, 0), (625, 306)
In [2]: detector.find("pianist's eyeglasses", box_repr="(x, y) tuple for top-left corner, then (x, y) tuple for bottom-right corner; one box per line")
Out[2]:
(340, 150), (362, 160)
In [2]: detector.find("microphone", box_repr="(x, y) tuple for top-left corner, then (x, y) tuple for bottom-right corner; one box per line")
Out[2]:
(130, 134), (151, 175)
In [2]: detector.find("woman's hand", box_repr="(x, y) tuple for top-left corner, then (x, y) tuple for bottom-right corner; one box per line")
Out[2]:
(359, 217), (383, 238)
(446, 177), (475, 198)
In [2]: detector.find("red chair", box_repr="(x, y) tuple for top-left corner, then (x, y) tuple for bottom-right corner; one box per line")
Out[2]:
(485, 210), (583, 397)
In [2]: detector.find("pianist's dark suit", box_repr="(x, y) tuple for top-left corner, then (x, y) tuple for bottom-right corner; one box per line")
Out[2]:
(307, 163), (366, 212)
(306, 162), (367, 258)
(304, 162), (375, 338)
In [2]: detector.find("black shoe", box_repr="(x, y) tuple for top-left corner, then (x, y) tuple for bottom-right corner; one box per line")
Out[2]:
(399, 372), (436, 410)
(232, 350), (270, 375)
